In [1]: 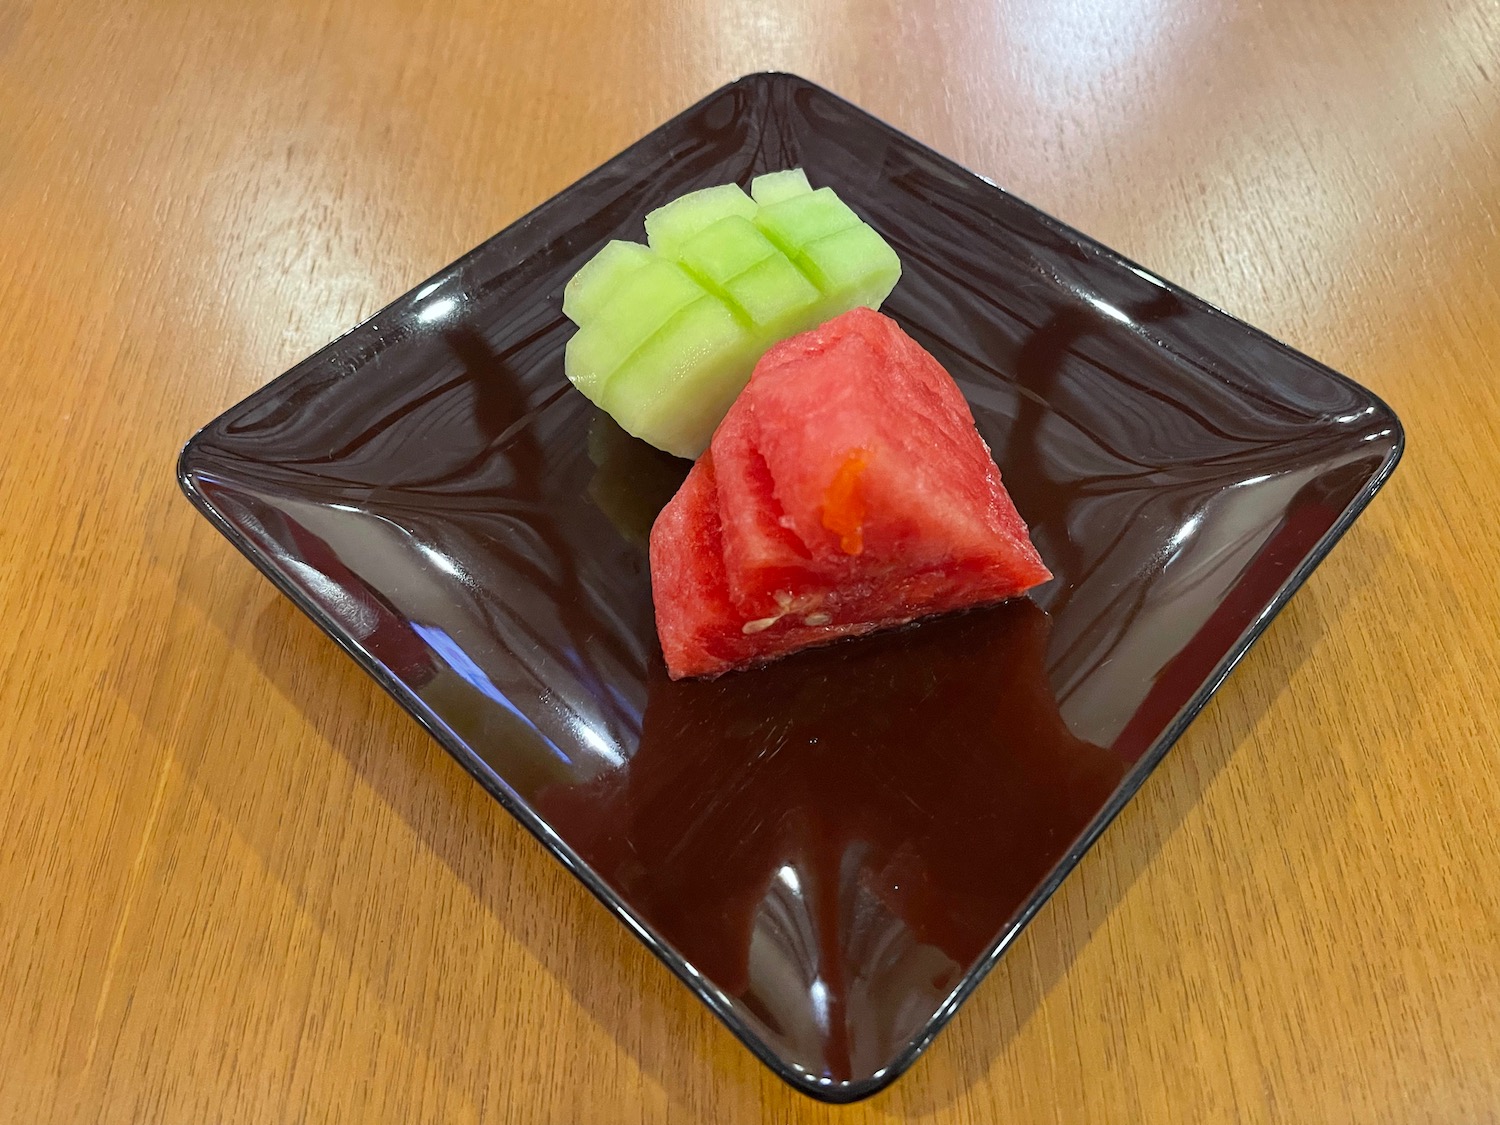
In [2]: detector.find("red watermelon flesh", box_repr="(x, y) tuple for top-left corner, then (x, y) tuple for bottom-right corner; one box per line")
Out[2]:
(649, 450), (886, 675)
(650, 307), (1051, 679)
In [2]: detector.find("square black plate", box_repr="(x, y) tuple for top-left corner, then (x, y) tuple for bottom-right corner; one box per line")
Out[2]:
(179, 73), (1402, 1102)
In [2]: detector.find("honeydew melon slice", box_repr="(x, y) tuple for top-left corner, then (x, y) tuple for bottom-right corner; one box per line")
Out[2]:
(755, 186), (900, 310)
(562, 239), (654, 323)
(644, 184), (757, 260)
(798, 222), (902, 311)
(721, 255), (825, 341)
(599, 298), (753, 458)
(562, 170), (903, 458)
(675, 216), (823, 336)
(564, 258), (704, 396)
(749, 168), (812, 206)
(752, 187), (863, 255)
(676, 216), (778, 290)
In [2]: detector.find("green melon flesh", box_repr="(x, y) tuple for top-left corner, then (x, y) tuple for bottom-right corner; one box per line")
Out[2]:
(600, 299), (751, 457)
(563, 169), (901, 458)
(721, 254), (825, 341)
(562, 239), (654, 323)
(753, 187), (861, 249)
(756, 188), (900, 311)
(644, 184), (757, 260)
(564, 258), (704, 397)
(798, 223), (902, 310)
(676, 216), (779, 295)
(675, 216), (823, 338)
(749, 168), (812, 205)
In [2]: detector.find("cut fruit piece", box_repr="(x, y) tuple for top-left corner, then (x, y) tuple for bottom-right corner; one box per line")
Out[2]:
(674, 216), (777, 327)
(562, 239), (654, 323)
(718, 308), (1034, 620)
(563, 258), (704, 396)
(676, 216), (825, 338)
(650, 451), (884, 675)
(721, 256), (825, 341)
(750, 168), (813, 206)
(645, 184), (757, 260)
(563, 170), (903, 457)
(648, 450), (745, 671)
(649, 307), (1051, 679)
(599, 298), (753, 458)
(676, 216), (778, 285)
(753, 187), (863, 258)
(800, 223), (902, 311)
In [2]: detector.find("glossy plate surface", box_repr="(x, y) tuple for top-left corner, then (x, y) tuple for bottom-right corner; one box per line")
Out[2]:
(179, 74), (1402, 1102)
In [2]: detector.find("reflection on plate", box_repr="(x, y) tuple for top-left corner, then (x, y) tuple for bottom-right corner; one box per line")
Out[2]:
(540, 599), (1127, 1084)
(179, 73), (1402, 1101)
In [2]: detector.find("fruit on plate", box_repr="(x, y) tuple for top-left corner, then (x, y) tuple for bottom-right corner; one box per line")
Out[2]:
(562, 170), (902, 458)
(649, 307), (1051, 679)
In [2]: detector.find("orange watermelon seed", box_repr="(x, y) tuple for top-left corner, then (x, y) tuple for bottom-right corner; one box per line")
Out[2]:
(821, 448), (871, 555)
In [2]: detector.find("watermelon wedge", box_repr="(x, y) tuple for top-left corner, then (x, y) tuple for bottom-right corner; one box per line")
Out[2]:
(649, 307), (1051, 679)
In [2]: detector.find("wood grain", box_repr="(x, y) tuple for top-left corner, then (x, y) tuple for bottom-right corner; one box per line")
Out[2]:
(2, 0), (1498, 1121)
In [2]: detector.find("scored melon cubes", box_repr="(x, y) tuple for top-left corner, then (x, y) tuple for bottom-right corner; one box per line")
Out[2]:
(561, 239), (655, 324)
(644, 183), (758, 259)
(565, 257), (708, 399)
(676, 217), (823, 341)
(562, 169), (902, 458)
(754, 187), (902, 314)
(748, 168), (812, 206)
(601, 300), (749, 462)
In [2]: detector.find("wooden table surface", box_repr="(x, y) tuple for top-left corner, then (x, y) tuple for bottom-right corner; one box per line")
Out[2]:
(3, 0), (1499, 1121)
